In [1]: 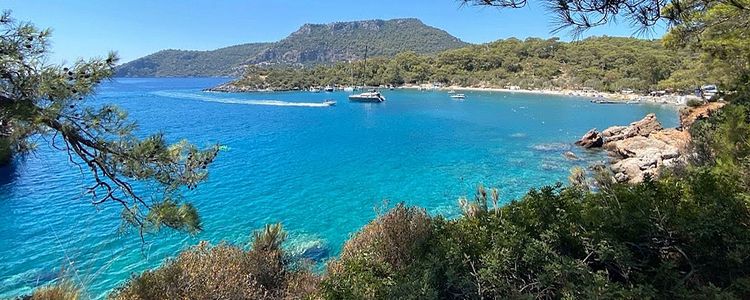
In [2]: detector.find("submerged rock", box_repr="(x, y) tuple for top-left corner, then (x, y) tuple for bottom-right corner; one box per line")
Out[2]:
(532, 143), (571, 152)
(563, 151), (579, 160)
(299, 244), (330, 262)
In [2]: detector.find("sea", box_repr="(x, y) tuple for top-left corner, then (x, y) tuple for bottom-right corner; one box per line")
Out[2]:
(0, 78), (679, 298)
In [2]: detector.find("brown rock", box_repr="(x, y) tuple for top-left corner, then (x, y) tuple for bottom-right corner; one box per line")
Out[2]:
(603, 113), (663, 143)
(679, 102), (726, 129)
(650, 129), (690, 152)
(602, 126), (627, 138)
(575, 128), (603, 148)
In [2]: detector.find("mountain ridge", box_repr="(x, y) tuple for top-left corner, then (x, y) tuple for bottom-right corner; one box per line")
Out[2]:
(116, 18), (469, 77)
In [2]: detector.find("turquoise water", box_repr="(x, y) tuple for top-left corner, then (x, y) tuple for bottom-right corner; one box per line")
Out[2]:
(0, 78), (679, 298)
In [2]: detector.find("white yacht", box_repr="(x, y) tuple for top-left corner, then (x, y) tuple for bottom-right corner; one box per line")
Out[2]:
(349, 90), (385, 102)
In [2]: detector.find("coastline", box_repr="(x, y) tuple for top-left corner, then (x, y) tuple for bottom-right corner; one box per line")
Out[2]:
(205, 81), (694, 107)
(399, 84), (694, 106)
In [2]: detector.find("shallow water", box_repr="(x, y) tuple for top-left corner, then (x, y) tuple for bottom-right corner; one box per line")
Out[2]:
(0, 78), (679, 298)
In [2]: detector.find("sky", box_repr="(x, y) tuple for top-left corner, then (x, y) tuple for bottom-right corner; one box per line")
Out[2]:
(3, 0), (668, 64)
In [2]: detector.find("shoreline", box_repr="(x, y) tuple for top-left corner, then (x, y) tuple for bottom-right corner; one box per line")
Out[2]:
(205, 81), (694, 107)
(399, 84), (693, 106)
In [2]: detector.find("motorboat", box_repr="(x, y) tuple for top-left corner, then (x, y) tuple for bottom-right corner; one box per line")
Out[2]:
(450, 93), (466, 99)
(324, 86), (334, 92)
(323, 99), (336, 106)
(349, 90), (385, 102)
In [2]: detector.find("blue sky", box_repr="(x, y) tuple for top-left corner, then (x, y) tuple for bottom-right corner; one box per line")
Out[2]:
(5, 0), (667, 64)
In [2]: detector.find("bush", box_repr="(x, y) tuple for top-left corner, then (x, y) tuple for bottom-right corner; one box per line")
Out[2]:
(686, 98), (705, 107)
(111, 225), (319, 300)
(27, 281), (81, 300)
(322, 203), (447, 299)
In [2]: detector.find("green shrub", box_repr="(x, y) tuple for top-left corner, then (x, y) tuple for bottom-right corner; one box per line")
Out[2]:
(322, 203), (447, 299)
(111, 225), (320, 300)
(686, 98), (705, 107)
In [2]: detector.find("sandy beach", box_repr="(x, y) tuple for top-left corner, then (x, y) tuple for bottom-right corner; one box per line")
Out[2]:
(399, 84), (696, 106)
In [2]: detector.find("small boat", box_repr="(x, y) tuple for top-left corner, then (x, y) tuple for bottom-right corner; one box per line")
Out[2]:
(343, 86), (355, 92)
(450, 94), (466, 99)
(591, 99), (623, 104)
(324, 86), (334, 92)
(323, 100), (336, 106)
(448, 90), (456, 94)
(626, 100), (640, 104)
(309, 87), (321, 93)
(349, 90), (385, 102)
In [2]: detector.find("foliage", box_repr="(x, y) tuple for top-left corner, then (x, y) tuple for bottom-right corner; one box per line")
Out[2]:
(27, 281), (81, 300)
(230, 36), (692, 92)
(111, 225), (320, 300)
(321, 204), (449, 299)
(0, 11), (218, 234)
(115, 43), (271, 77)
(686, 98), (704, 107)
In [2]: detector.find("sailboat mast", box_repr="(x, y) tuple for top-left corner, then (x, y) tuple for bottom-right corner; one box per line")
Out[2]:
(363, 45), (368, 87)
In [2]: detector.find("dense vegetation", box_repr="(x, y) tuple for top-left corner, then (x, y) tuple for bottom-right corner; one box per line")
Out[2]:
(228, 36), (699, 93)
(116, 18), (468, 77)
(115, 43), (271, 77)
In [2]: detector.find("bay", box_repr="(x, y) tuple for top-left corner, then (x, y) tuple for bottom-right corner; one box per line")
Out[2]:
(0, 78), (679, 298)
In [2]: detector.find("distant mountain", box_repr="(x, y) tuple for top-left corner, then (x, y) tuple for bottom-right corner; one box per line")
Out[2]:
(116, 18), (468, 77)
(115, 43), (271, 77)
(249, 18), (468, 65)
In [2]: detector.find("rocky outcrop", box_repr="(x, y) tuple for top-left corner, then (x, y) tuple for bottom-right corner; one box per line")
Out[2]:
(575, 129), (603, 148)
(575, 113), (694, 184)
(602, 113), (663, 143)
(679, 102), (726, 129)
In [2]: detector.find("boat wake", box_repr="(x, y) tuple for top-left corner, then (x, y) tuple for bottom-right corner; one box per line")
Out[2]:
(152, 91), (333, 108)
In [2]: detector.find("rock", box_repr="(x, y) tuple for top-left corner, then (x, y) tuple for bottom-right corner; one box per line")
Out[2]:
(650, 129), (690, 151)
(679, 102), (725, 129)
(611, 158), (645, 183)
(604, 113), (663, 143)
(610, 136), (671, 158)
(299, 245), (330, 262)
(563, 151), (579, 160)
(602, 126), (627, 137)
(577, 111), (701, 184)
(630, 113), (663, 136)
(575, 128), (604, 148)
(614, 172), (629, 182)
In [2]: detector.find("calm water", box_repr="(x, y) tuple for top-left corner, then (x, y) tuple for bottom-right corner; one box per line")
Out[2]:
(0, 78), (679, 298)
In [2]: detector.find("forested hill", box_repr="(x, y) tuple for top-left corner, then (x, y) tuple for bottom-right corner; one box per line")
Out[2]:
(116, 18), (468, 77)
(249, 18), (468, 65)
(224, 36), (693, 93)
(115, 43), (271, 77)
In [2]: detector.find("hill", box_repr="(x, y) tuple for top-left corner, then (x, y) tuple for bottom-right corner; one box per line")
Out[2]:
(249, 18), (468, 65)
(115, 43), (271, 77)
(214, 36), (690, 93)
(116, 18), (468, 77)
